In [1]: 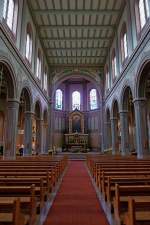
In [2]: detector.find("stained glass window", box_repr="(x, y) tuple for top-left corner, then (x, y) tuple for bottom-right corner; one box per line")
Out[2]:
(121, 24), (128, 62)
(25, 24), (33, 63)
(139, 0), (150, 29)
(44, 71), (47, 91)
(36, 50), (42, 80)
(90, 89), (98, 110)
(72, 91), (80, 110)
(123, 33), (128, 59)
(3, 0), (18, 34)
(55, 89), (63, 110)
(106, 69), (110, 91)
(112, 51), (117, 80)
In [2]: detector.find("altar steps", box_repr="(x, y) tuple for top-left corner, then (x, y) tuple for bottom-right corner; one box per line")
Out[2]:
(57, 152), (102, 160)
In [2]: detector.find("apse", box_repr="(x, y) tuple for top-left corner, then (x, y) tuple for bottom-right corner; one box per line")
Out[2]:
(51, 76), (102, 152)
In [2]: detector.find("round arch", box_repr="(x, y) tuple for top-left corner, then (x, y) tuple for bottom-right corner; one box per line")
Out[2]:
(134, 53), (150, 98)
(134, 59), (150, 156)
(111, 98), (120, 118)
(0, 60), (17, 98)
(111, 99), (121, 154)
(51, 71), (102, 100)
(120, 86), (136, 153)
(34, 100), (42, 119)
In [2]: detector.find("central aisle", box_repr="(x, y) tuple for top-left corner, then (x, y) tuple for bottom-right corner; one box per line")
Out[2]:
(44, 161), (109, 225)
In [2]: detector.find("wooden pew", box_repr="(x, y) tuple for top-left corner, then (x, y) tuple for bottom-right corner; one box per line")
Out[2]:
(114, 184), (150, 225)
(105, 176), (150, 206)
(87, 155), (150, 225)
(0, 177), (46, 210)
(0, 155), (68, 224)
(0, 198), (27, 225)
(124, 197), (150, 225)
(98, 170), (150, 194)
(0, 184), (36, 225)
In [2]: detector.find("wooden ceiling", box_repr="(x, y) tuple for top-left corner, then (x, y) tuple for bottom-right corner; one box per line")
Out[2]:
(28, 0), (125, 69)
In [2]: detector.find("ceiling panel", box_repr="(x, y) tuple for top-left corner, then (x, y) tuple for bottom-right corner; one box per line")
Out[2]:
(28, 0), (125, 68)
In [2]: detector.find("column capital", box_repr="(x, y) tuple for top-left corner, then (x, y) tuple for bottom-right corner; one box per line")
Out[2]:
(110, 117), (118, 121)
(119, 110), (128, 114)
(133, 98), (146, 103)
(36, 118), (44, 122)
(24, 111), (35, 115)
(7, 98), (20, 104)
(24, 111), (35, 116)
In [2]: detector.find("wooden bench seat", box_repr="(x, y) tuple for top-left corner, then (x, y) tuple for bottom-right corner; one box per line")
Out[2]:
(0, 155), (68, 225)
(124, 197), (150, 225)
(0, 184), (37, 225)
(0, 198), (28, 225)
(103, 176), (150, 203)
(97, 171), (150, 193)
(87, 156), (150, 225)
(114, 184), (150, 225)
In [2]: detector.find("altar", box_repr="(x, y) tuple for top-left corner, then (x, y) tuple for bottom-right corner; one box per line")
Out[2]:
(64, 110), (88, 152)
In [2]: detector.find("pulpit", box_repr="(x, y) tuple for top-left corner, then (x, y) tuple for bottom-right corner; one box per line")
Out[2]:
(64, 110), (88, 152)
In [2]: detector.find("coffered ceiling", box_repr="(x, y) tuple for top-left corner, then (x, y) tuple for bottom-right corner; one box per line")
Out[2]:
(28, 0), (125, 70)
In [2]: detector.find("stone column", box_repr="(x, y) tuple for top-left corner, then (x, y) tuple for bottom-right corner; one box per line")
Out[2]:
(100, 102), (105, 152)
(43, 122), (48, 153)
(110, 117), (118, 155)
(35, 119), (42, 154)
(120, 110), (130, 156)
(39, 119), (44, 154)
(24, 111), (33, 156)
(104, 121), (112, 149)
(49, 101), (53, 150)
(4, 99), (19, 159)
(133, 98), (149, 158)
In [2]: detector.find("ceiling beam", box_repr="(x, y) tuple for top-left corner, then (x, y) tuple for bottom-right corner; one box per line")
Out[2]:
(42, 37), (112, 41)
(47, 56), (105, 58)
(39, 25), (115, 30)
(33, 9), (120, 16)
(46, 47), (108, 50)
(49, 64), (104, 68)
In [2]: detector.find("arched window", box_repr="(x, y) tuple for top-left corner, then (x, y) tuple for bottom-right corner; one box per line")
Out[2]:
(25, 23), (33, 63)
(3, 0), (18, 34)
(72, 91), (80, 110)
(44, 68), (48, 91)
(121, 23), (128, 62)
(139, 0), (149, 28)
(112, 50), (117, 81)
(90, 89), (98, 110)
(105, 66), (110, 91)
(55, 89), (63, 110)
(136, 0), (150, 32)
(36, 49), (42, 80)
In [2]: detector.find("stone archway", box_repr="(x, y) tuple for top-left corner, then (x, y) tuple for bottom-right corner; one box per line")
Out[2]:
(0, 61), (18, 158)
(43, 109), (48, 153)
(111, 100), (121, 155)
(16, 88), (32, 155)
(33, 100), (42, 154)
(135, 62), (150, 157)
(105, 108), (112, 152)
(121, 87), (136, 155)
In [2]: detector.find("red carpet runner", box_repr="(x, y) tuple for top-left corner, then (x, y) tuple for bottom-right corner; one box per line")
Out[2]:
(44, 161), (109, 225)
